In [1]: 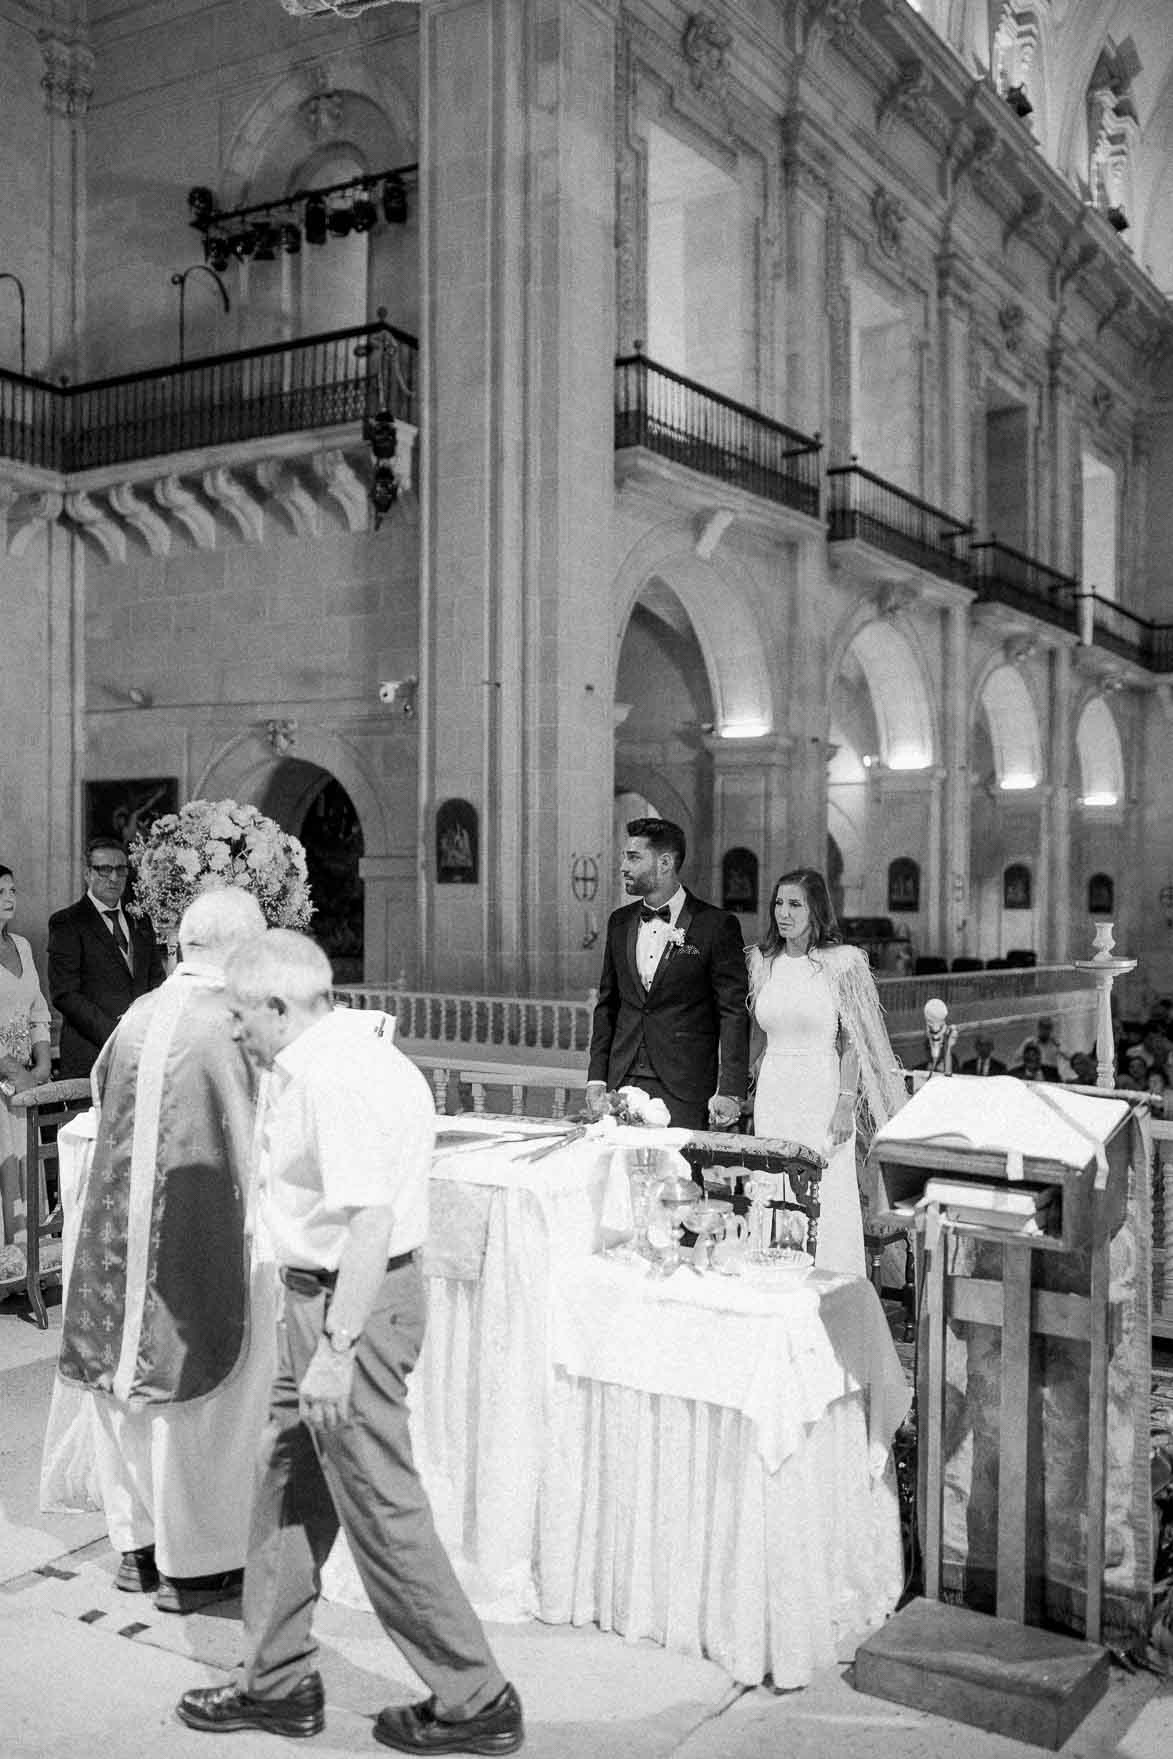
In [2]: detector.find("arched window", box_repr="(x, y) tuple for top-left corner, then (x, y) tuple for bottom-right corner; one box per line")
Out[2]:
(1003, 862), (1032, 910)
(887, 857), (920, 914)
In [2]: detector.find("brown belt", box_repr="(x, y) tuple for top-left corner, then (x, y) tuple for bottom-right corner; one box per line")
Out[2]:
(279, 1251), (414, 1296)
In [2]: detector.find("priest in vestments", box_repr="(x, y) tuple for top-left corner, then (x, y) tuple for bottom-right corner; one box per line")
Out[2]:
(55, 886), (275, 1614)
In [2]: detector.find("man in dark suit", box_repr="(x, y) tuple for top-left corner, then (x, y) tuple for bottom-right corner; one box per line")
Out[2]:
(48, 836), (166, 1077)
(586, 818), (749, 1131)
(1007, 1040), (1059, 1083)
(959, 1034), (1007, 1077)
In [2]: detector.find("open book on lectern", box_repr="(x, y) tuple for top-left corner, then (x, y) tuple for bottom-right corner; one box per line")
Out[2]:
(873, 1075), (1131, 1173)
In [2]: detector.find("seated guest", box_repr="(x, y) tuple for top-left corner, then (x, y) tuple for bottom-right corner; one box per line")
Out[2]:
(1147, 1067), (1169, 1116)
(1012, 1016), (1070, 1081)
(959, 1034), (1006, 1077)
(48, 837), (165, 1077)
(0, 865), (53, 1282)
(1117, 1046), (1153, 1092)
(55, 887), (271, 1615)
(1008, 1041), (1058, 1083)
(1067, 1050), (1099, 1086)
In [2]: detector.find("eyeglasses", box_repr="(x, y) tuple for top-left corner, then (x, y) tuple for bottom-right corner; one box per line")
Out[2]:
(90, 863), (129, 876)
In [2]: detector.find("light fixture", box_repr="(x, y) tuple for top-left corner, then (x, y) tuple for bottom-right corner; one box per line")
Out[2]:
(253, 225), (278, 262)
(1081, 791), (1119, 807)
(999, 773), (1038, 791)
(326, 203), (353, 238)
(231, 227), (259, 260)
(304, 193), (328, 245)
(718, 720), (770, 739)
(354, 308), (413, 529)
(1005, 83), (1033, 119)
(169, 263), (231, 363)
(1106, 207), (1129, 233)
(351, 189), (378, 232)
(382, 175), (407, 224)
(187, 185), (215, 225)
(205, 235), (231, 272)
(279, 222), (302, 255)
(887, 752), (932, 771)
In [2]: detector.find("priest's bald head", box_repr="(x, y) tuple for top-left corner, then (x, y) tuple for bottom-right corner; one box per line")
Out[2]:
(179, 887), (266, 967)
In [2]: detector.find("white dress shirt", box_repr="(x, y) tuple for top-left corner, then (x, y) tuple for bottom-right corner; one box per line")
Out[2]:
(635, 885), (686, 990)
(261, 1009), (434, 1271)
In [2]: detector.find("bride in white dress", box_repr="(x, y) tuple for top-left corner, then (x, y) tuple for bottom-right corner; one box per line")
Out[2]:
(748, 869), (905, 1274)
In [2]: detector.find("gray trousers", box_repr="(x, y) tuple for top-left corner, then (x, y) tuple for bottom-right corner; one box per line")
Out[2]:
(239, 1259), (505, 1717)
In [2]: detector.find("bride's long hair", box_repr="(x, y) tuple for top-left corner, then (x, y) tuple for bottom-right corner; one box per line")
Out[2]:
(756, 867), (843, 962)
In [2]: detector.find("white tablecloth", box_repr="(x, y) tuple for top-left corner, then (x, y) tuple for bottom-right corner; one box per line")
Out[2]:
(536, 1255), (911, 1685)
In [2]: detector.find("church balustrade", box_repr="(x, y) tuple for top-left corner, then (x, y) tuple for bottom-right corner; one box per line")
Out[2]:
(0, 318), (417, 476)
(827, 463), (973, 586)
(971, 538), (1079, 639)
(614, 348), (822, 519)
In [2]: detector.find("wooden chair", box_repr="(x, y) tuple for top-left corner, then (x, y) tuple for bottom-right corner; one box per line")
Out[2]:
(677, 1131), (826, 1258)
(8, 1078), (93, 1328)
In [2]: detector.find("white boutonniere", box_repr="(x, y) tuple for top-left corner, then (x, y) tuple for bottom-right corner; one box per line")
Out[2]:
(665, 924), (686, 949)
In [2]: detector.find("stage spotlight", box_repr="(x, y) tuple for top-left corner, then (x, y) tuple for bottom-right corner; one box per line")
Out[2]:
(279, 222), (302, 255)
(381, 175), (407, 224)
(253, 225), (277, 262)
(205, 235), (231, 272)
(326, 204), (354, 238)
(304, 193), (328, 245)
(351, 190), (377, 232)
(188, 185), (216, 225)
(231, 226), (259, 260)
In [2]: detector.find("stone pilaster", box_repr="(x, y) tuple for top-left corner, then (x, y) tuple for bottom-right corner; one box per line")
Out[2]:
(936, 252), (972, 521)
(38, 32), (92, 375)
(419, 0), (618, 994)
(940, 601), (971, 959)
(1047, 644), (1073, 961)
(703, 733), (795, 918)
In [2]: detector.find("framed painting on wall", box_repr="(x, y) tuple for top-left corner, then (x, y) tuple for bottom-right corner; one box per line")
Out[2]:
(84, 777), (179, 853)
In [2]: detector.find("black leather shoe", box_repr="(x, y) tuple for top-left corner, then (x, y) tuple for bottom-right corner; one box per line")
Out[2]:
(373, 1682), (523, 1754)
(115, 1545), (158, 1593)
(156, 1568), (243, 1615)
(176, 1673), (325, 1738)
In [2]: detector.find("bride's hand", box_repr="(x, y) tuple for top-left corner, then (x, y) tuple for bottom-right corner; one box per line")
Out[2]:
(827, 1093), (855, 1146)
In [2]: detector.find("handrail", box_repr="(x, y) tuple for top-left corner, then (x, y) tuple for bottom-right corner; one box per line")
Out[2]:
(0, 319), (418, 474)
(826, 462), (973, 584)
(614, 348), (821, 519)
(1078, 590), (1173, 673)
(971, 536), (1079, 636)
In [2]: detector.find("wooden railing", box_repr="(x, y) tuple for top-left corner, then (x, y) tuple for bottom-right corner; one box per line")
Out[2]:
(826, 463), (972, 585)
(971, 539), (1078, 638)
(614, 348), (822, 519)
(0, 319), (417, 474)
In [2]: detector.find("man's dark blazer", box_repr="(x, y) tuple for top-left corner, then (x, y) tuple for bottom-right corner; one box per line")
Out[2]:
(587, 891), (750, 1107)
(1006, 1060), (1059, 1083)
(959, 1055), (1007, 1076)
(48, 896), (166, 1077)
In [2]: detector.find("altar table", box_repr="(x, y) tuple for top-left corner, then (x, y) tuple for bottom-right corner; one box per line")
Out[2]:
(536, 1255), (911, 1685)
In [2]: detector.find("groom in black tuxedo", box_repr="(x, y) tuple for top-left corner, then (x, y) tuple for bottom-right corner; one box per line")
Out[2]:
(586, 818), (749, 1131)
(48, 836), (166, 1078)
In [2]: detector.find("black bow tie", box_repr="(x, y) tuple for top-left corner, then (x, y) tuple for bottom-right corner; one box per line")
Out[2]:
(640, 905), (671, 923)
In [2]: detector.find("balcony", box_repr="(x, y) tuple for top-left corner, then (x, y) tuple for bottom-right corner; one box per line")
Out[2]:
(1078, 592), (1173, 674)
(0, 319), (417, 478)
(614, 350), (822, 521)
(826, 463), (972, 589)
(971, 539), (1079, 640)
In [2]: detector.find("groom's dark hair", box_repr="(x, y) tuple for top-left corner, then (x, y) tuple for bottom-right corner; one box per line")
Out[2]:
(627, 817), (686, 871)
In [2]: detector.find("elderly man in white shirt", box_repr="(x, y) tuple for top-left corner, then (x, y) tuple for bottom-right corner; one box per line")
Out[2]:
(176, 929), (522, 1756)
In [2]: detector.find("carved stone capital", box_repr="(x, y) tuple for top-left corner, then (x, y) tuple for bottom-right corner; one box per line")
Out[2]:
(38, 33), (95, 118)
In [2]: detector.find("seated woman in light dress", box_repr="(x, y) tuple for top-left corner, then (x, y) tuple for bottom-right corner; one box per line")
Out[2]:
(0, 865), (53, 1283)
(747, 868), (905, 1275)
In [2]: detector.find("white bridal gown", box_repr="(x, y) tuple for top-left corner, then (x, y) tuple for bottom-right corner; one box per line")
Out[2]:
(752, 952), (865, 1276)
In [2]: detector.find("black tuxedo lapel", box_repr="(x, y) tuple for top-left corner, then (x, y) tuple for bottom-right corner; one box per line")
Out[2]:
(646, 891), (696, 995)
(81, 895), (133, 984)
(624, 906), (642, 994)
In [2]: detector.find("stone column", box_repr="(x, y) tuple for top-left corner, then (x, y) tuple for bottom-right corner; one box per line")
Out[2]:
(1046, 643), (1073, 960)
(419, 0), (617, 996)
(38, 31), (93, 374)
(940, 600), (971, 960)
(1046, 341), (1078, 571)
(780, 114), (829, 441)
(936, 252), (972, 520)
(703, 732), (795, 926)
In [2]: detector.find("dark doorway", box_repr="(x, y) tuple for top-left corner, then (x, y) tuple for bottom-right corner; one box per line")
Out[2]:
(257, 761), (365, 983)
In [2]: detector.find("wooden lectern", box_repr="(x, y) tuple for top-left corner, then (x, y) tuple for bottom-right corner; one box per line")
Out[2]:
(853, 1077), (1145, 1748)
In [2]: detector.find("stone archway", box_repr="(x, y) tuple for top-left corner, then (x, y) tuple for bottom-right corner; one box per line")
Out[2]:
(255, 762), (365, 982)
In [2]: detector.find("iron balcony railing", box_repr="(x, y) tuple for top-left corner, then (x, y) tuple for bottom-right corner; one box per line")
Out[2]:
(0, 319), (417, 475)
(826, 462), (973, 585)
(1078, 592), (1173, 673)
(971, 538), (1079, 638)
(614, 349), (822, 519)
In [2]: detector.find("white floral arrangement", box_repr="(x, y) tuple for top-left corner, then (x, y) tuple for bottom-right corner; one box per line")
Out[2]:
(600, 1084), (672, 1128)
(128, 798), (313, 933)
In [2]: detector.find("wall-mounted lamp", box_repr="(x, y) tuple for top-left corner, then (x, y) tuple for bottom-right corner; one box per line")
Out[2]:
(169, 263), (231, 364)
(127, 686), (153, 708)
(1080, 791), (1119, 807)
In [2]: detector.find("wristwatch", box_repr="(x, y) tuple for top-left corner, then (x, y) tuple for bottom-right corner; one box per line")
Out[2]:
(323, 1322), (360, 1354)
